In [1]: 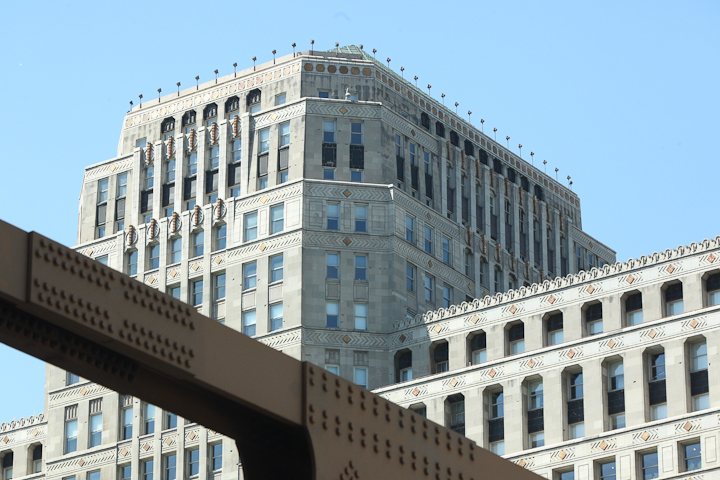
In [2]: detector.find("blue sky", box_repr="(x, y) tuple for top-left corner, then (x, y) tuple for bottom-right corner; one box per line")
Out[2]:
(0, 0), (718, 421)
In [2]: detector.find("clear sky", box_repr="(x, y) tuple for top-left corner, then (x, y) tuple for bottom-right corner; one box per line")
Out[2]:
(0, 0), (718, 421)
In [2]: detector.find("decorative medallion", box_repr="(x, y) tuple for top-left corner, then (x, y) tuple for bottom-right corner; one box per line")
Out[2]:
(640, 431), (650, 441)
(450, 378), (458, 387)
(599, 441), (608, 451)
(412, 387), (420, 397)
(433, 325), (442, 333)
(399, 334), (406, 343)
(342, 237), (352, 246)
(81, 387), (88, 396)
(558, 450), (567, 460)
(488, 368), (497, 378)
(343, 189), (351, 197)
(683, 422), (693, 432)
(191, 263), (200, 271)
(258, 243), (267, 252)
(339, 106), (348, 115)
(188, 432), (197, 440)
(260, 196), (268, 204)
(78, 458), (86, 467)
(342, 335), (351, 344)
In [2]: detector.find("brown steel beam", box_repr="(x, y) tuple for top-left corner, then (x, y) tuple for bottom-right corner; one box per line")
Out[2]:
(0, 219), (541, 480)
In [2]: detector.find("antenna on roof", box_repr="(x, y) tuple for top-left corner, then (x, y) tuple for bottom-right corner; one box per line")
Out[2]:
(311, 40), (314, 55)
(506, 136), (510, 148)
(177, 82), (181, 96)
(129, 100), (133, 112)
(252, 58), (256, 71)
(493, 127), (497, 141)
(233, 63), (237, 77)
(195, 76), (199, 90)
(400, 66), (404, 79)
(555, 167), (559, 181)
(454, 102), (459, 114)
(518, 144), (522, 157)
(543, 160), (547, 173)
(468, 110), (472, 123)
(157, 88), (161, 104)
(272, 50), (276, 64)
(139, 94), (143, 108)
(427, 84), (431, 95)
(441, 93), (445, 106)
(360, 45), (364, 50)
(530, 151), (534, 166)
(214, 69), (219, 84)
(372, 49), (376, 60)
(414, 76), (418, 87)
(335, 42), (339, 54)
(386, 57), (391, 68)
(480, 119), (484, 133)
(292, 43), (296, 57)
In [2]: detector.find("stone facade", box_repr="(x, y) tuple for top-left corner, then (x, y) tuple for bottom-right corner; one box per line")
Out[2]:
(2, 46), (626, 480)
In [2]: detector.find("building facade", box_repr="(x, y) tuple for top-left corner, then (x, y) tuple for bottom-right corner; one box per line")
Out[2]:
(0, 45), (635, 480)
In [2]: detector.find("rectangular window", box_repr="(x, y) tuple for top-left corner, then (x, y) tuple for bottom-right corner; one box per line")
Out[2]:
(690, 341), (709, 411)
(351, 170), (362, 182)
(424, 275), (434, 303)
(323, 120), (336, 143)
(353, 367), (368, 389)
(213, 273), (226, 301)
(67, 372), (80, 384)
(168, 285), (180, 299)
(164, 455), (176, 480)
(406, 264), (416, 292)
(405, 215), (414, 243)
(424, 226), (433, 254)
(231, 138), (242, 163)
(142, 460), (154, 480)
(442, 284), (453, 308)
(169, 238), (182, 264)
(244, 262), (257, 290)
(547, 313), (564, 346)
(65, 417), (78, 453)
(442, 236), (451, 264)
(192, 230), (204, 257)
(491, 391), (504, 419)
(569, 422), (585, 439)
(269, 303), (283, 331)
(127, 250), (138, 276)
(471, 333), (486, 364)
(354, 255), (367, 281)
(215, 224), (227, 251)
(326, 253), (339, 278)
(121, 406), (133, 440)
(395, 133), (403, 157)
(211, 443), (222, 471)
(98, 178), (109, 203)
(683, 441), (702, 471)
(529, 380), (544, 410)
(165, 412), (177, 429)
(530, 432), (545, 448)
(490, 441), (505, 456)
(244, 212), (258, 241)
(90, 413), (102, 447)
(599, 462), (616, 480)
(209, 146), (220, 169)
(144, 403), (155, 435)
(323, 168), (335, 180)
(121, 465), (132, 480)
(351, 122), (363, 145)
(270, 204), (284, 234)
(318, 90), (330, 99)
(640, 451), (658, 480)
(270, 254), (283, 282)
(354, 304), (367, 330)
(586, 303), (603, 335)
(191, 279), (203, 306)
(259, 128), (270, 153)
(327, 203), (339, 230)
(355, 205), (367, 232)
(276, 93), (286, 105)
(326, 302), (339, 328)
(188, 152), (198, 176)
(279, 121), (290, 147)
(243, 310), (256, 337)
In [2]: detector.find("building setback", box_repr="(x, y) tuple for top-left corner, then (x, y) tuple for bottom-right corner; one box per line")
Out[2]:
(1, 45), (661, 480)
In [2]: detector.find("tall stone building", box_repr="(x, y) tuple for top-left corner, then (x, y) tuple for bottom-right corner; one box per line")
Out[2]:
(21, 45), (720, 480)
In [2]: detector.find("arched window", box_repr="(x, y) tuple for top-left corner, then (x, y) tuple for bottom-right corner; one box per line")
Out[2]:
(396, 350), (412, 382)
(420, 112), (430, 130)
(431, 341), (449, 373)
(225, 96), (240, 114)
(246, 88), (261, 113)
(182, 110), (196, 133)
(450, 131), (459, 147)
(161, 117), (175, 140)
(435, 122), (445, 137)
(203, 103), (218, 127)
